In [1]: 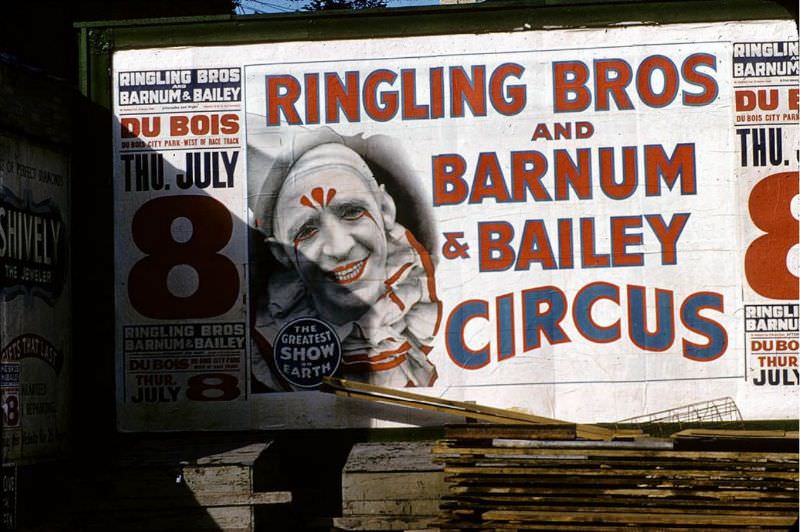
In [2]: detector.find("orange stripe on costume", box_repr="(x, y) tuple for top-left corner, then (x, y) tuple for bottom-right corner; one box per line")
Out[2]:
(340, 354), (407, 372)
(343, 341), (411, 363)
(387, 289), (406, 311)
(385, 261), (413, 286)
(405, 229), (443, 335)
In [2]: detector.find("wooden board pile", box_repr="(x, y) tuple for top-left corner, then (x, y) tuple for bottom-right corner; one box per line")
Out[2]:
(433, 425), (799, 530)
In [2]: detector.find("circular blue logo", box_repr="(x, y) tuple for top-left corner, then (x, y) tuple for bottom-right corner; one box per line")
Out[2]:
(273, 318), (341, 388)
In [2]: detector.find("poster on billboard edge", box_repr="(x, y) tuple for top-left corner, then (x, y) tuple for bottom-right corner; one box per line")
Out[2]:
(1, 134), (71, 459)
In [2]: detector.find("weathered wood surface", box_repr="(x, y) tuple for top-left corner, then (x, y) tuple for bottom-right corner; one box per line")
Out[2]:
(343, 470), (447, 503)
(341, 442), (445, 530)
(345, 441), (444, 473)
(343, 499), (441, 517)
(342, 442), (446, 505)
(333, 515), (439, 531)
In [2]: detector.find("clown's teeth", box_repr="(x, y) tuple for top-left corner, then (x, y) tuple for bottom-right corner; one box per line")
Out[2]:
(329, 258), (368, 284)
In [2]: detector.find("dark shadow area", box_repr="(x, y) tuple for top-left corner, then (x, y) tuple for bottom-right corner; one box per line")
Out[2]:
(18, 93), (448, 529)
(253, 426), (443, 531)
(1, 1), (237, 82)
(14, 100), (221, 532)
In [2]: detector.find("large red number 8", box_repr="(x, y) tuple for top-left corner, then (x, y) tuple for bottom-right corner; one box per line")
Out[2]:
(186, 373), (241, 401)
(744, 171), (799, 300)
(3, 395), (19, 426)
(128, 195), (239, 318)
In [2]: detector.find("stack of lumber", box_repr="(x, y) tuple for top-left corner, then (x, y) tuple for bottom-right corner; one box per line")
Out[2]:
(433, 425), (799, 530)
(334, 442), (445, 532)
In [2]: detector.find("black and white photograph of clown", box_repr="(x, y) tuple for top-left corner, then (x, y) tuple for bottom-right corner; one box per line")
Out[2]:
(248, 126), (441, 392)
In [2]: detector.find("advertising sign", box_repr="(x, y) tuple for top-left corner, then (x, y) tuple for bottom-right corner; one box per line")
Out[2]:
(112, 20), (798, 430)
(1, 134), (71, 458)
(733, 39), (800, 406)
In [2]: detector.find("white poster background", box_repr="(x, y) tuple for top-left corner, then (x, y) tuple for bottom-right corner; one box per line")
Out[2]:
(112, 20), (799, 430)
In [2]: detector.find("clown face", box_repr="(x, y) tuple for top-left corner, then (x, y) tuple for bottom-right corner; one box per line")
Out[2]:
(272, 163), (394, 324)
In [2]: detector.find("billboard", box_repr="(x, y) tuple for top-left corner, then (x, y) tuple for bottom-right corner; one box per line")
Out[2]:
(1, 134), (71, 459)
(111, 19), (798, 430)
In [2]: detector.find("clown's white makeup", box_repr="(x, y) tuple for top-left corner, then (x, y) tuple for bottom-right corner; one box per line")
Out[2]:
(252, 137), (439, 391)
(271, 147), (394, 324)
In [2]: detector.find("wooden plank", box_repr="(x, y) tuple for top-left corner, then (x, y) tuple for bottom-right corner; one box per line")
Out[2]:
(448, 485), (798, 500)
(672, 429), (800, 451)
(432, 443), (799, 463)
(489, 438), (670, 449)
(441, 500), (799, 515)
(193, 491), (292, 507)
(443, 465), (798, 479)
(444, 424), (577, 441)
(480, 509), (798, 527)
(445, 487), (799, 502)
(434, 454), (798, 472)
(673, 429), (799, 439)
(325, 377), (624, 440)
(182, 464), (253, 495)
(326, 376), (567, 425)
(447, 475), (799, 490)
(434, 445), (799, 464)
(442, 495), (800, 509)
(437, 455), (797, 478)
(334, 389), (529, 425)
(441, 474), (798, 490)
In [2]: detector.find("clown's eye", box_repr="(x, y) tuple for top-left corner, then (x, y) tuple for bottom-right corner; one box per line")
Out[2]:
(340, 205), (367, 220)
(294, 223), (318, 242)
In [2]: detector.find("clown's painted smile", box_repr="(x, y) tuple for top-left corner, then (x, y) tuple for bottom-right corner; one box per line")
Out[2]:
(328, 256), (369, 284)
